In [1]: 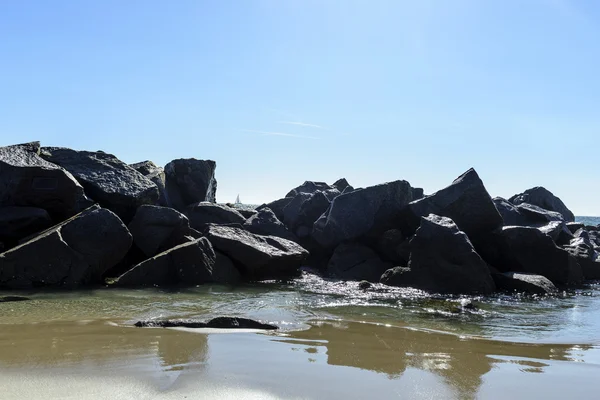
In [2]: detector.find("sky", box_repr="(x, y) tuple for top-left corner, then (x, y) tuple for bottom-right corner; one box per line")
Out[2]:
(0, 1), (598, 215)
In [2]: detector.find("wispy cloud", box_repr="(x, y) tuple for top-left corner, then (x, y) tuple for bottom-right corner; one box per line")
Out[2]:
(278, 121), (326, 129)
(242, 129), (320, 139)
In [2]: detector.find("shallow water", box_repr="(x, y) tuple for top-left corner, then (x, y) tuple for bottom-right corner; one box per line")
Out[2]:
(1, 274), (599, 399)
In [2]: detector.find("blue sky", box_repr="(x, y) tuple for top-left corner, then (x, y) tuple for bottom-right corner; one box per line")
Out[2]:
(1, 1), (598, 214)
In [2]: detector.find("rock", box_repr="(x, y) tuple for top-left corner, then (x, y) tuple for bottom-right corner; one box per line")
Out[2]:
(567, 222), (585, 234)
(41, 147), (159, 222)
(0, 296), (30, 303)
(312, 180), (417, 248)
(477, 226), (584, 286)
(0, 205), (132, 288)
(134, 317), (278, 330)
(327, 243), (392, 282)
(492, 272), (558, 295)
(164, 158), (217, 210)
(285, 192), (330, 233)
(412, 188), (425, 200)
(493, 197), (524, 226)
(509, 187), (575, 222)
(0, 206), (52, 245)
(537, 220), (573, 246)
(113, 237), (216, 286)
(377, 229), (410, 265)
(212, 251), (242, 284)
(128, 205), (196, 257)
(332, 178), (351, 192)
(256, 198), (294, 222)
(286, 181), (332, 198)
(244, 208), (297, 241)
(204, 225), (309, 280)
(380, 266), (413, 287)
(130, 161), (168, 206)
(185, 202), (246, 231)
(382, 215), (495, 294)
(563, 233), (600, 280)
(399, 169), (502, 240)
(236, 209), (258, 219)
(358, 280), (372, 290)
(516, 203), (564, 223)
(0, 142), (91, 219)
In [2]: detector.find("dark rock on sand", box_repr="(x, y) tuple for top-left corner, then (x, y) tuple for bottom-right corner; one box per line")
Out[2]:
(204, 225), (309, 280)
(399, 169), (502, 240)
(41, 147), (159, 222)
(130, 161), (168, 206)
(509, 187), (575, 222)
(492, 272), (558, 295)
(0, 205), (132, 288)
(478, 226), (583, 286)
(164, 158), (217, 210)
(312, 180), (417, 248)
(134, 317), (277, 330)
(113, 237), (224, 286)
(256, 197), (294, 222)
(0, 296), (30, 303)
(382, 215), (496, 294)
(185, 202), (246, 231)
(244, 208), (297, 241)
(128, 205), (196, 257)
(328, 243), (392, 283)
(0, 142), (91, 219)
(0, 206), (52, 245)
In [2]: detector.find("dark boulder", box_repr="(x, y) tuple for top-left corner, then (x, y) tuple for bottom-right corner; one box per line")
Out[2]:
(212, 251), (242, 284)
(399, 169), (502, 240)
(282, 193), (312, 228)
(381, 215), (495, 294)
(41, 147), (159, 222)
(235, 208), (258, 219)
(286, 181), (332, 198)
(567, 222), (585, 234)
(164, 158), (217, 210)
(0, 142), (91, 220)
(244, 208), (296, 241)
(477, 226), (583, 286)
(327, 243), (392, 282)
(322, 188), (342, 202)
(312, 180), (417, 248)
(509, 187), (575, 222)
(537, 220), (573, 246)
(0, 205), (132, 288)
(130, 161), (168, 206)
(135, 317), (277, 330)
(204, 225), (309, 280)
(332, 178), (351, 192)
(285, 191), (330, 235)
(563, 233), (600, 280)
(113, 237), (217, 286)
(0, 206), (52, 245)
(256, 197), (294, 222)
(128, 205), (196, 258)
(185, 202), (246, 231)
(516, 203), (564, 223)
(377, 229), (410, 265)
(492, 272), (558, 295)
